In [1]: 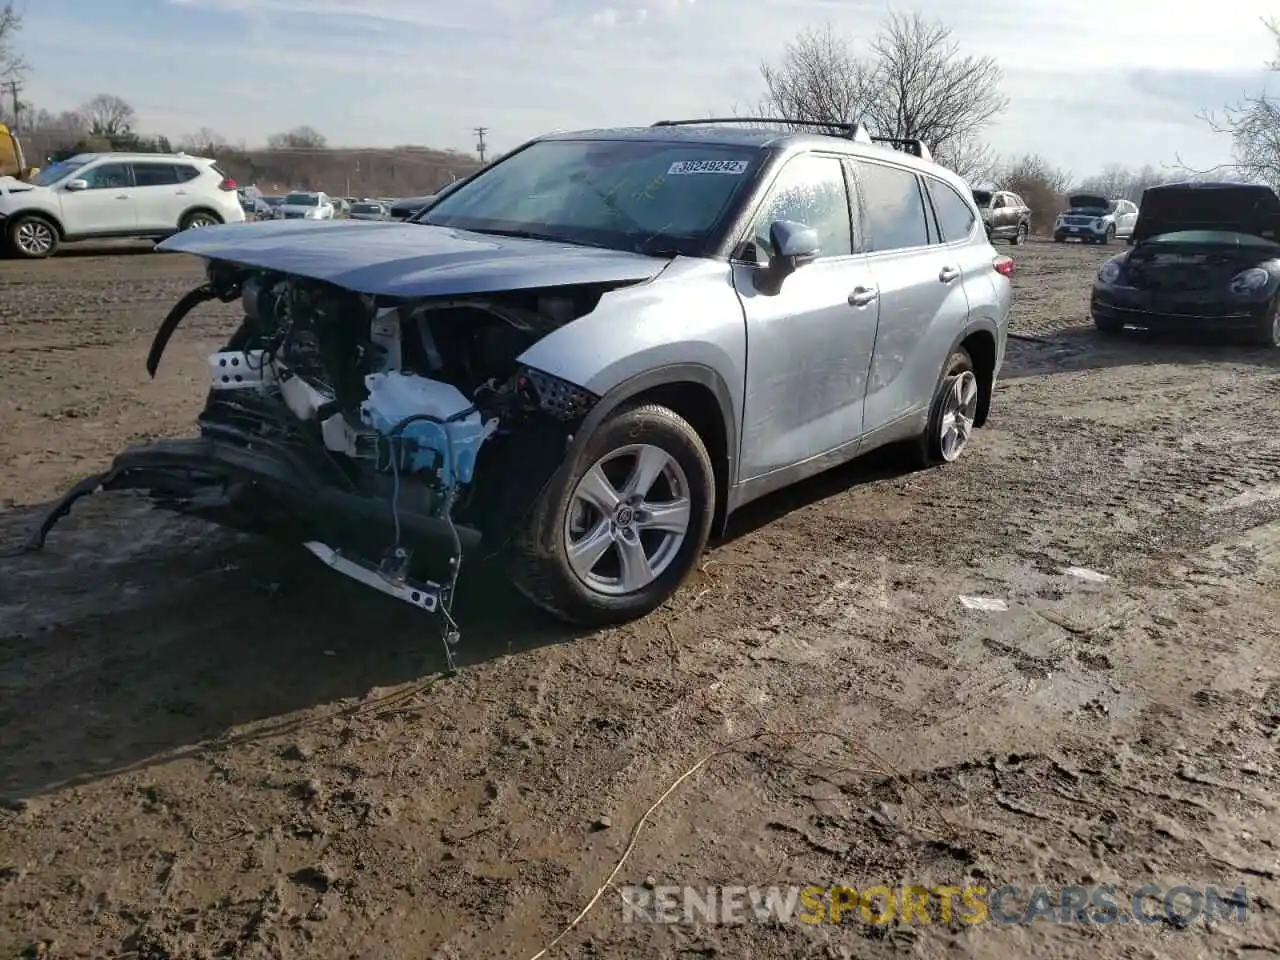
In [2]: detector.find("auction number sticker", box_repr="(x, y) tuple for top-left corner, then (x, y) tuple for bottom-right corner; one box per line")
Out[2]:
(667, 159), (749, 175)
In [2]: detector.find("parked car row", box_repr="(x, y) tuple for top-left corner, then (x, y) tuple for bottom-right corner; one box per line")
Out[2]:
(235, 186), (460, 223)
(969, 187), (1140, 246)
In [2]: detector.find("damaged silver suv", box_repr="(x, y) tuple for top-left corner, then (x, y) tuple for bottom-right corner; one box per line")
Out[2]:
(29, 119), (1013, 655)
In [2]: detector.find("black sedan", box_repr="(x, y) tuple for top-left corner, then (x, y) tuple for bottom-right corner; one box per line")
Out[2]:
(1090, 181), (1280, 347)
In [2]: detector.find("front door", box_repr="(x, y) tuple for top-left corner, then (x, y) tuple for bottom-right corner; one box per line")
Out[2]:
(732, 152), (881, 480)
(59, 161), (137, 235)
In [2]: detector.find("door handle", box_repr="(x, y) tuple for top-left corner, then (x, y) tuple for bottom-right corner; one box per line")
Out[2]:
(938, 266), (960, 283)
(848, 286), (879, 307)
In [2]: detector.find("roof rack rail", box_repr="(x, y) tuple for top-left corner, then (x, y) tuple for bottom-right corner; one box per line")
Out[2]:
(651, 117), (873, 143)
(869, 136), (932, 162)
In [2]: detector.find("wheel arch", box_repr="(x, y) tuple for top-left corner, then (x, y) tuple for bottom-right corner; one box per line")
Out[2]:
(179, 205), (224, 228)
(6, 208), (66, 238)
(950, 322), (999, 428)
(566, 363), (738, 536)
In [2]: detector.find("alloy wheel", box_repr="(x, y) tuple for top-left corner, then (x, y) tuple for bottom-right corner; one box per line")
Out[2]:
(186, 214), (217, 229)
(563, 443), (692, 596)
(14, 220), (54, 257)
(939, 370), (979, 462)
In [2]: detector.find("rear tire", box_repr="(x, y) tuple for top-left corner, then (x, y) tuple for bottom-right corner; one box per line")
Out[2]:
(7, 214), (58, 259)
(910, 349), (979, 468)
(180, 210), (221, 231)
(511, 403), (715, 626)
(1011, 223), (1028, 245)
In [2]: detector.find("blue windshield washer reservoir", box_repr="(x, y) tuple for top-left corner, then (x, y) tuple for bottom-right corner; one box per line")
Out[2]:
(360, 372), (496, 487)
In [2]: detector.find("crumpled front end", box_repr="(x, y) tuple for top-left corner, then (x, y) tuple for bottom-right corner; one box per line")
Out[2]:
(28, 258), (621, 653)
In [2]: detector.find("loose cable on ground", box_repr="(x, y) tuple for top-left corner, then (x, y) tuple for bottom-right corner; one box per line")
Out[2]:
(525, 727), (955, 960)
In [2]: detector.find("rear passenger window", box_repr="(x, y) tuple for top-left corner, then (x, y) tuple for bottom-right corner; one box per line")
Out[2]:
(856, 161), (929, 252)
(174, 165), (200, 182)
(748, 154), (853, 261)
(927, 178), (977, 243)
(132, 164), (179, 186)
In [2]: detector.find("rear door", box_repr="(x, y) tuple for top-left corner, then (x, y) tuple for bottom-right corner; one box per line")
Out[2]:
(732, 151), (881, 479)
(130, 161), (185, 230)
(853, 160), (972, 434)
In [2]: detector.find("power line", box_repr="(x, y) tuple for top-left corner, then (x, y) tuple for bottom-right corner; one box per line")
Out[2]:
(474, 126), (488, 164)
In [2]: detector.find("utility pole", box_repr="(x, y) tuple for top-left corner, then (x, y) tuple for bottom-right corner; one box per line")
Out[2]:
(1, 80), (21, 131)
(474, 126), (488, 165)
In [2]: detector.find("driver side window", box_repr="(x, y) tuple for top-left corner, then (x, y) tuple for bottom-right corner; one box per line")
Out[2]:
(747, 154), (853, 263)
(80, 163), (132, 190)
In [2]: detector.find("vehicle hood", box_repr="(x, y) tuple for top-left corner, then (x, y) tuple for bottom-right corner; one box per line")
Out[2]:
(0, 175), (36, 195)
(1132, 182), (1280, 244)
(157, 218), (674, 297)
(1067, 194), (1110, 213)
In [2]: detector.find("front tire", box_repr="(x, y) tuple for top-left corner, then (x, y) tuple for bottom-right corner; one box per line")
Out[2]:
(911, 349), (979, 467)
(511, 403), (714, 626)
(1100, 225), (1115, 246)
(7, 215), (58, 258)
(1252, 296), (1280, 347)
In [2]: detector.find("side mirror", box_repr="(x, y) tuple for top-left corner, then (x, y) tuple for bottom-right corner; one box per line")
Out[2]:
(64, 179), (88, 191)
(767, 220), (819, 276)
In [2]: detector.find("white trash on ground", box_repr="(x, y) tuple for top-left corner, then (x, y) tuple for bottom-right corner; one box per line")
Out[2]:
(959, 596), (1009, 611)
(1062, 566), (1111, 583)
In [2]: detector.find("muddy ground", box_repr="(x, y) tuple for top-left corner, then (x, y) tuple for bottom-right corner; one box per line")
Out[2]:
(1, 238), (1279, 959)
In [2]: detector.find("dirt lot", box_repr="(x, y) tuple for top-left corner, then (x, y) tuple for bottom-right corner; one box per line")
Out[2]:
(2, 238), (1279, 959)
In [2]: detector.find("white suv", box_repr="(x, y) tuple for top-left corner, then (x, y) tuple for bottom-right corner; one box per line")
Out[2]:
(0, 151), (246, 258)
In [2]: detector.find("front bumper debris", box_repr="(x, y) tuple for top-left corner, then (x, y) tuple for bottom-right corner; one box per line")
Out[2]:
(24, 434), (480, 621)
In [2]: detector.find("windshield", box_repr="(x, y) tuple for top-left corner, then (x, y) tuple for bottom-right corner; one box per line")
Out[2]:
(283, 193), (319, 206)
(421, 138), (765, 255)
(32, 158), (87, 187)
(971, 190), (992, 206)
(1144, 229), (1279, 248)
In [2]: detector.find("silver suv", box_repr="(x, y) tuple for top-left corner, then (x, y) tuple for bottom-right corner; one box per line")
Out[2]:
(29, 119), (1013, 651)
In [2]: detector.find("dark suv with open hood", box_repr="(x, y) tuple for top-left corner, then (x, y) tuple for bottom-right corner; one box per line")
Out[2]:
(1090, 181), (1280, 346)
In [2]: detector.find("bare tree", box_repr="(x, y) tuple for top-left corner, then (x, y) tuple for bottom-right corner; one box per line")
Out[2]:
(861, 13), (1007, 160)
(267, 125), (327, 150)
(937, 135), (999, 186)
(1000, 153), (1072, 233)
(1196, 19), (1280, 186)
(80, 94), (137, 139)
(758, 25), (873, 135)
(1074, 163), (1169, 203)
(758, 14), (1007, 172)
(180, 126), (228, 156)
(0, 1), (26, 81)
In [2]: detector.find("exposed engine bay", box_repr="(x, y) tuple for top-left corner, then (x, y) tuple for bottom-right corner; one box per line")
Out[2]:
(26, 259), (611, 670)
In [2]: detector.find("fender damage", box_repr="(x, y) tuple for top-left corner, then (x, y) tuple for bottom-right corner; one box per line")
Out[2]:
(27, 232), (670, 654)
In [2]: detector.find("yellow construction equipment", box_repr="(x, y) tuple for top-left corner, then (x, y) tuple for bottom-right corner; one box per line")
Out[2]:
(0, 123), (37, 180)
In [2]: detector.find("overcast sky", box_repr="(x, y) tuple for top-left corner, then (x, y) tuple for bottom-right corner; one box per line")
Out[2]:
(20, 0), (1280, 179)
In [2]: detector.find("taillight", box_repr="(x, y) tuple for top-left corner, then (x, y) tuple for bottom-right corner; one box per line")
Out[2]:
(993, 256), (1015, 278)
(219, 177), (237, 191)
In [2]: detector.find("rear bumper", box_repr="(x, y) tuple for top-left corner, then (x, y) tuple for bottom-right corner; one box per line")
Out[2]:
(1090, 288), (1268, 332)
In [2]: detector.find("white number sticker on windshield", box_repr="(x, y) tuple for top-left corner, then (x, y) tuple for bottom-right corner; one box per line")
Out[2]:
(667, 159), (749, 175)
